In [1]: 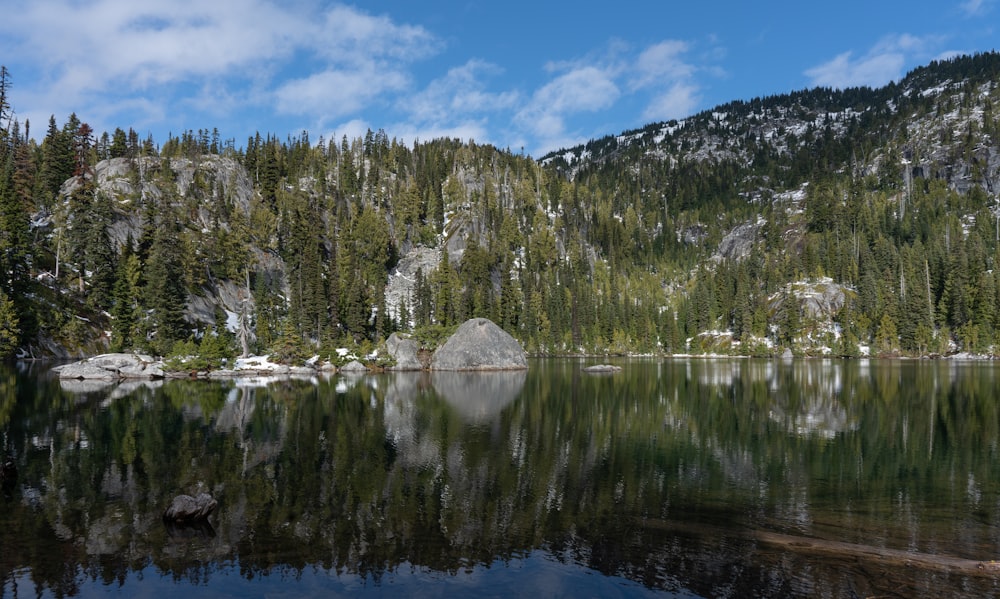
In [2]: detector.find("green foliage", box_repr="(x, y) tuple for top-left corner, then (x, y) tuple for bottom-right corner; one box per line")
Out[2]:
(0, 289), (19, 359)
(410, 323), (458, 349)
(270, 318), (310, 365)
(164, 326), (235, 372)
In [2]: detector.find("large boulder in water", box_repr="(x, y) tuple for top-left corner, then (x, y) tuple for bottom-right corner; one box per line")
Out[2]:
(430, 318), (527, 371)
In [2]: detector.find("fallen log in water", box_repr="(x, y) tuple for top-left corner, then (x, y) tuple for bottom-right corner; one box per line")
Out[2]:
(642, 517), (1000, 578)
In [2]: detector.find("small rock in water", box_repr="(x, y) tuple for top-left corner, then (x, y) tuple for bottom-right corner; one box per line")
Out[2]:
(583, 364), (622, 373)
(163, 492), (218, 523)
(1, 457), (15, 481)
(1, 457), (16, 496)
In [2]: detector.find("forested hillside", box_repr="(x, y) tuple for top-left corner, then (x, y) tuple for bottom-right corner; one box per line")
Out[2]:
(1, 52), (1000, 362)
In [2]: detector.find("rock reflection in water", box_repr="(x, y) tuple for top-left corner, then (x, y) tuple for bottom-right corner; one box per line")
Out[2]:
(58, 377), (117, 395)
(430, 370), (526, 423)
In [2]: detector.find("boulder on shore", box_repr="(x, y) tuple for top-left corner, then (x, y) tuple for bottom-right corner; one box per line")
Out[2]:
(339, 360), (369, 372)
(54, 353), (165, 380)
(430, 318), (527, 371)
(385, 333), (423, 370)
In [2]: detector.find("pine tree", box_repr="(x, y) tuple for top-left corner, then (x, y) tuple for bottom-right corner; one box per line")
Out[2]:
(0, 142), (29, 299)
(432, 247), (458, 326)
(144, 215), (189, 354)
(110, 243), (143, 352)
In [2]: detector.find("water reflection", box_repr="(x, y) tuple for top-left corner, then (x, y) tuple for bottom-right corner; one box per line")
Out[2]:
(2, 360), (1000, 598)
(431, 370), (526, 422)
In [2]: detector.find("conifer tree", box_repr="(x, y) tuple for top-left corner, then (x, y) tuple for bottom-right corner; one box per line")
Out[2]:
(110, 240), (143, 351)
(144, 214), (189, 354)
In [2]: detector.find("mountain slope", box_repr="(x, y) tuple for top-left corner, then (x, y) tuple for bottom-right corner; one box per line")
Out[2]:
(2, 52), (1000, 360)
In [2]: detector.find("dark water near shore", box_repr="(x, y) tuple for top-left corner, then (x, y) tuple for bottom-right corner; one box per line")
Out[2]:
(2, 358), (1000, 598)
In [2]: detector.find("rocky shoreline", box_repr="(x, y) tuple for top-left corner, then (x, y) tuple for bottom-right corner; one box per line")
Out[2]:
(53, 318), (528, 382)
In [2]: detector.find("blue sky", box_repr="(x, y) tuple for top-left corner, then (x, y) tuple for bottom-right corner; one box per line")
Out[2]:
(1, 0), (997, 157)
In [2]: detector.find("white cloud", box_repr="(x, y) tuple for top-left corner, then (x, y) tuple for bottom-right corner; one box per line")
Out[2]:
(313, 5), (440, 62)
(805, 51), (904, 89)
(276, 66), (409, 120)
(534, 66), (621, 113)
(804, 34), (938, 89)
(631, 40), (694, 90)
(643, 82), (701, 122)
(403, 60), (519, 125)
(629, 39), (704, 126)
(2, 0), (300, 90)
(513, 65), (620, 154)
(325, 119), (372, 145)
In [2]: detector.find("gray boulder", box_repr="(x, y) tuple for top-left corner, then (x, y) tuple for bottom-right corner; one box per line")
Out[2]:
(339, 360), (369, 372)
(385, 333), (423, 370)
(54, 353), (164, 380)
(163, 492), (217, 523)
(430, 318), (527, 371)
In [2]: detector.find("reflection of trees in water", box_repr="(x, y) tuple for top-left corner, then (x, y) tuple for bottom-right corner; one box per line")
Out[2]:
(687, 359), (856, 438)
(3, 361), (1000, 597)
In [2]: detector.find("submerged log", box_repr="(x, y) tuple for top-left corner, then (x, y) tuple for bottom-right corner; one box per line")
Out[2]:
(642, 517), (1000, 578)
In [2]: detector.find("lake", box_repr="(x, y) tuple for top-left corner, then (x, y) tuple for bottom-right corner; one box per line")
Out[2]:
(2, 358), (1000, 598)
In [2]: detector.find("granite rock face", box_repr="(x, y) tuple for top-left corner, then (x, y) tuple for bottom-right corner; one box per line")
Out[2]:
(430, 318), (527, 371)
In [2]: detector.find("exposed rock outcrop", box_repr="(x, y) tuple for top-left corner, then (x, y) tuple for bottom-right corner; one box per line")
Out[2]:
(713, 218), (764, 262)
(54, 353), (165, 380)
(384, 246), (441, 326)
(430, 318), (527, 371)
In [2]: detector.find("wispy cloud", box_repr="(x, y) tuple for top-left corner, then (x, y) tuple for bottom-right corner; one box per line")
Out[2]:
(630, 40), (703, 122)
(275, 66), (410, 121)
(804, 34), (940, 89)
(513, 64), (620, 153)
(403, 60), (519, 127)
(630, 40), (695, 90)
(960, 0), (995, 16)
(510, 38), (707, 153)
(642, 82), (701, 123)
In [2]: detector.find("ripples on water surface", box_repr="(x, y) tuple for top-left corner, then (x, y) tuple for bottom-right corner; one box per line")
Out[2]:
(2, 358), (1000, 597)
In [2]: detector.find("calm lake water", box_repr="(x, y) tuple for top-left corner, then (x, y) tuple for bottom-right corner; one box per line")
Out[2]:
(2, 358), (1000, 598)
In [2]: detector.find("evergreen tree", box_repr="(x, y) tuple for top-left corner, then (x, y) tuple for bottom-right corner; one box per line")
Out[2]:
(144, 214), (189, 354)
(110, 243), (143, 351)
